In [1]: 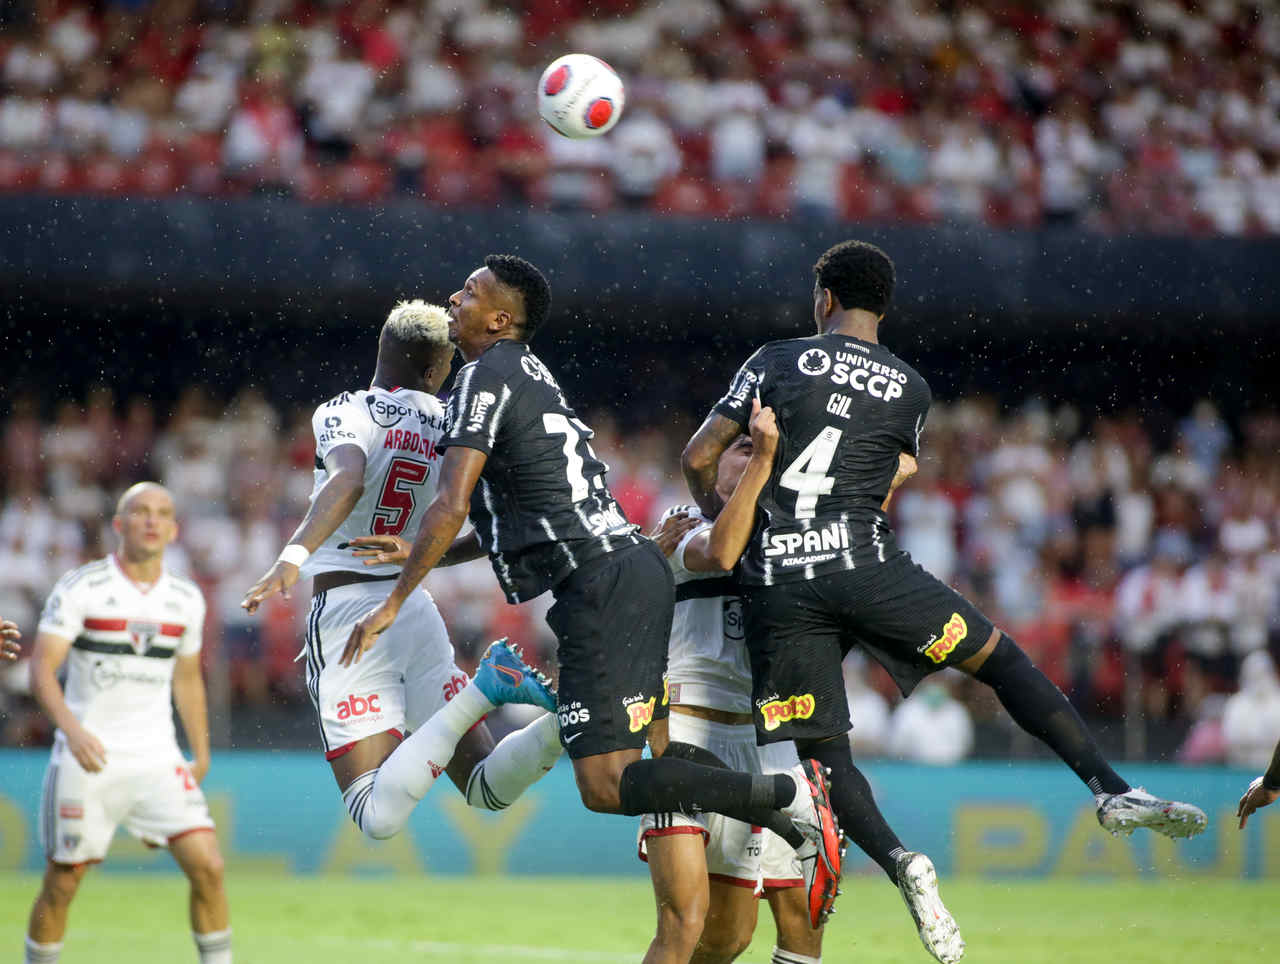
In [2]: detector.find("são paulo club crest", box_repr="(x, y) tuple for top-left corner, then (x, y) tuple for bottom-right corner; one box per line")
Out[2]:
(127, 620), (160, 655)
(797, 348), (831, 376)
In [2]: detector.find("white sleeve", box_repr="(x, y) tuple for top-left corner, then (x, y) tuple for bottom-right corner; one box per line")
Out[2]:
(312, 393), (378, 463)
(36, 571), (87, 641)
(672, 521), (714, 578)
(177, 594), (207, 657)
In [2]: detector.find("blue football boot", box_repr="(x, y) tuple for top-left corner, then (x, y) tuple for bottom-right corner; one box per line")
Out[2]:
(472, 639), (557, 712)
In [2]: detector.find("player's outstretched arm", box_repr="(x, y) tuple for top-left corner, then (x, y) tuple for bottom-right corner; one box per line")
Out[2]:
(0, 618), (20, 661)
(242, 445), (367, 614)
(29, 631), (107, 771)
(880, 452), (919, 513)
(682, 412), (743, 517)
(340, 446), (487, 666)
(172, 651), (212, 783)
(345, 528), (486, 568)
(1238, 738), (1280, 829)
(686, 399), (779, 573)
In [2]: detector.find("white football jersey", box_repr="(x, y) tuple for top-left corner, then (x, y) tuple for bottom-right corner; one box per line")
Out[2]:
(303, 386), (447, 578)
(664, 505), (753, 715)
(37, 555), (206, 756)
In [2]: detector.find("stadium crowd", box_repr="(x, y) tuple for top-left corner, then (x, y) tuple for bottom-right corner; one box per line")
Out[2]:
(1, 0), (1279, 233)
(0, 383), (1277, 763)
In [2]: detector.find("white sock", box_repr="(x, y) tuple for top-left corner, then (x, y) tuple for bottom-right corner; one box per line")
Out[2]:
(465, 712), (562, 810)
(343, 683), (495, 839)
(24, 937), (62, 963)
(194, 928), (232, 964)
(772, 948), (820, 964)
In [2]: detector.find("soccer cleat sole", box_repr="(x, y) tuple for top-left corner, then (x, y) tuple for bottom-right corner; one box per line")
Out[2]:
(1098, 797), (1208, 839)
(896, 852), (965, 964)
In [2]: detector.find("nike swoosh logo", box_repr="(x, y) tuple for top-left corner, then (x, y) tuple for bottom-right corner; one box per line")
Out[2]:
(564, 732), (584, 744)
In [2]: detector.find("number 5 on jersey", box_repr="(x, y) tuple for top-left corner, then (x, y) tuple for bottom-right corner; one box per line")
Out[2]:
(372, 457), (431, 535)
(780, 427), (843, 519)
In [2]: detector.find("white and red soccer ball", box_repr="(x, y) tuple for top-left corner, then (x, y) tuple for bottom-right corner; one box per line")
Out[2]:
(537, 53), (625, 139)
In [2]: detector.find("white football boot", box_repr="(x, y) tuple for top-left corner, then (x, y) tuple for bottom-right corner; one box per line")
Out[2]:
(895, 852), (965, 964)
(1096, 787), (1207, 838)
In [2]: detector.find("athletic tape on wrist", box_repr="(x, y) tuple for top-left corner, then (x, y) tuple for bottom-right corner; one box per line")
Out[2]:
(278, 544), (310, 568)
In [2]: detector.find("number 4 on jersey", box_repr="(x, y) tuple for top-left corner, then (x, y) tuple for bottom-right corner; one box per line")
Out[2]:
(372, 457), (430, 535)
(780, 427), (843, 519)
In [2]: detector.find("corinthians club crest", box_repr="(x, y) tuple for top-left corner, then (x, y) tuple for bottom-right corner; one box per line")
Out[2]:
(127, 620), (160, 655)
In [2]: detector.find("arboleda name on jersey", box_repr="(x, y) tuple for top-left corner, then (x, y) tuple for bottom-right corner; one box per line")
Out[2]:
(762, 518), (850, 568)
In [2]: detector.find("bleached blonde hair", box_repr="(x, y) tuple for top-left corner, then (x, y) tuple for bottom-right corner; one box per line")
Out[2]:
(383, 299), (451, 351)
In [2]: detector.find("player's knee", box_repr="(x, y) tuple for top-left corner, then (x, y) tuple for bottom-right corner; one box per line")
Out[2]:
(358, 807), (404, 840)
(187, 850), (226, 894)
(693, 923), (753, 963)
(656, 894), (708, 952)
(574, 766), (623, 814)
(40, 864), (85, 906)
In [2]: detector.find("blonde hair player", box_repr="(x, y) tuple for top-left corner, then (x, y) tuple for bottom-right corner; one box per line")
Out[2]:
(242, 300), (561, 843)
(24, 482), (231, 964)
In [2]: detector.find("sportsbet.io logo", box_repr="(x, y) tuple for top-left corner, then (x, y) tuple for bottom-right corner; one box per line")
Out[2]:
(922, 612), (968, 664)
(758, 693), (816, 731)
(797, 348), (831, 376)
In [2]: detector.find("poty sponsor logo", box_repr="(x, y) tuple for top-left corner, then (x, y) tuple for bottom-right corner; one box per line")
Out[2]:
(626, 696), (656, 733)
(798, 348), (832, 376)
(758, 694), (816, 731)
(336, 692), (382, 720)
(922, 613), (968, 664)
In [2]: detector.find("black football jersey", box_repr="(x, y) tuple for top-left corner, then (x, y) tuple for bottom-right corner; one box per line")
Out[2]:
(440, 339), (641, 603)
(712, 333), (931, 586)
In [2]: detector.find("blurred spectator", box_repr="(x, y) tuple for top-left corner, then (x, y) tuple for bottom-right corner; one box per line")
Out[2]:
(0, 0), (1277, 234)
(1222, 652), (1280, 770)
(887, 676), (974, 765)
(843, 653), (890, 758)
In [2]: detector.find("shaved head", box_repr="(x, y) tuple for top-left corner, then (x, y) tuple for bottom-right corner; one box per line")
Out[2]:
(115, 481), (173, 517)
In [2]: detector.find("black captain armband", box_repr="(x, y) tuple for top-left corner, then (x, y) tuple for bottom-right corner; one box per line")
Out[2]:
(1263, 772), (1280, 793)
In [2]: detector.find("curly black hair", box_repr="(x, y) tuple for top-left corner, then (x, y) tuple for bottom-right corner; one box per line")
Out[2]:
(813, 240), (895, 316)
(485, 254), (552, 338)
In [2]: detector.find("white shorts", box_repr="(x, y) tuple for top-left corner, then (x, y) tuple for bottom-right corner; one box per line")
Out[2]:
(304, 581), (468, 760)
(638, 713), (804, 892)
(39, 739), (214, 865)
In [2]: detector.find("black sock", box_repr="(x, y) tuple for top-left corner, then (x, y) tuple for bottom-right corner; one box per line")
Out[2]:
(661, 741), (806, 848)
(974, 635), (1130, 796)
(799, 738), (906, 883)
(619, 757), (796, 832)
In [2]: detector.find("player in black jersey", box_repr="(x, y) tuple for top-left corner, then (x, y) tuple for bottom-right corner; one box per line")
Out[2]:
(684, 240), (1209, 964)
(340, 254), (844, 956)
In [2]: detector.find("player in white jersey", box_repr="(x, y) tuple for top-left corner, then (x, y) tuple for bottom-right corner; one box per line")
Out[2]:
(242, 300), (561, 842)
(638, 400), (825, 964)
(24, 483), (231, 964)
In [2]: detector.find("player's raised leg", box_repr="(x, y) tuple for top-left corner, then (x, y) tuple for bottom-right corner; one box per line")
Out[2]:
(330, 629), (558, 839)
(170, 830), (231, 964)
(957, 627), (1207, 838)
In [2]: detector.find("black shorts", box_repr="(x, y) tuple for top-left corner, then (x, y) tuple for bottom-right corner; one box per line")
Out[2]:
(742, 552), (994, 744)
(546, 540), (673, 759)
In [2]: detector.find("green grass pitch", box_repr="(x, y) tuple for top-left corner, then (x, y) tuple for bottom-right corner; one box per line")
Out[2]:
(3, 872), (1277, 962)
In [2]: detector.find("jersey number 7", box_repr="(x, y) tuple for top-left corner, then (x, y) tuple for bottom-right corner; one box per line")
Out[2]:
(372, 458), (431, 535)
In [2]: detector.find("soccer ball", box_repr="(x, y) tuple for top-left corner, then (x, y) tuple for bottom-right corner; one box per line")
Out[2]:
(537, 54), (625, 139)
